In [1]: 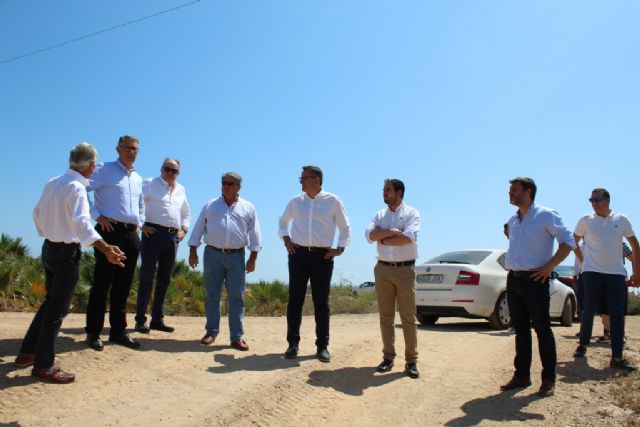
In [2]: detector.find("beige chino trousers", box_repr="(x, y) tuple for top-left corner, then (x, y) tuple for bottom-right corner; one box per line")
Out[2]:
(374, 262), (418, 363)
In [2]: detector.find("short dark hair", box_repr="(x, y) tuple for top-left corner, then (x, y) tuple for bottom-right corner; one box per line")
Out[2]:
(118, 135), (139, 145)
(302, 165), (323, 185)
(384, 179), (405, 198)
(592, 187), (610, 199)
(510, 176), (537, 201)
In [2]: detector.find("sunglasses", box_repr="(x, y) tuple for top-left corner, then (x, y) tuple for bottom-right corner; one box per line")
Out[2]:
(222, 181), (238, 186)
(118, 145), (139, 153)
(589, 196), (606, 203)
(162, 166), (179, 174)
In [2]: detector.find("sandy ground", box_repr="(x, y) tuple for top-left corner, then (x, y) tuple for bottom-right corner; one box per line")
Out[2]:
(0, 312), (638, 426)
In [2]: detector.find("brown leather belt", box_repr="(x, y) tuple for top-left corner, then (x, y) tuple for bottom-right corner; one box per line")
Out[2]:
(294, 245), (329, 252)
(509, 270), (535, 277)
(145, 222), (178, 234)
(378, 260), (415, 267)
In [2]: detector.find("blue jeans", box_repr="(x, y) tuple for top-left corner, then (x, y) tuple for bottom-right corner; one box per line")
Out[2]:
(203, 246), (246, 341)
(579, 271), (626, 358)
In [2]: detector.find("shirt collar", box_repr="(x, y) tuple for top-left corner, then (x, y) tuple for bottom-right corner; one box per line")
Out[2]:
(65, 168), (90, 188)
(303, 190), (325, 200)
(116, 159), (135, 173)
(387, 202), (404, 214)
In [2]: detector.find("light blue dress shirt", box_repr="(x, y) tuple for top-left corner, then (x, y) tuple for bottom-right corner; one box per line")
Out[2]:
(505, 203), (574, 270)
(89, 160), (145, 226)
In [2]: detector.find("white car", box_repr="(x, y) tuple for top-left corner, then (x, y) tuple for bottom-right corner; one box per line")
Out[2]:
(352, 281), (375, 294)
(414, 249), (576, 329)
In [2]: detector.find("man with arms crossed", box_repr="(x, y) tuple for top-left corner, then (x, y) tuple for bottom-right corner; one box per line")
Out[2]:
(279, 166), (351, 362)
(135, 158), (190, 334)
(501, 177), (574, 397)
(189, 172), (261, 350)
(366, 179), (421, 378)
(573, 188), (639, 371)
(85, 135), (145, 350)
(15, 143), (125, 383)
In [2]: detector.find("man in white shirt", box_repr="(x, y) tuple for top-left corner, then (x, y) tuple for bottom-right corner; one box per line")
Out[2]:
(188, 172), (261, 351)
(573, 188), (639, 371)
(365, 179), (420, 378)
(134, 158), (190, 334)
(15, 143), (125, 383)
(278, 166), (351, 362)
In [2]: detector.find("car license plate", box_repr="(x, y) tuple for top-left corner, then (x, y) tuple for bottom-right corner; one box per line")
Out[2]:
(416, 274), (444, 284)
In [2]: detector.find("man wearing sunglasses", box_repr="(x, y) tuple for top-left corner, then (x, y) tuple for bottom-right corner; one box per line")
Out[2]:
(278, 166), (351, 362)
(573, 188), (639, 371)
(188, 172), (261, 351)
(134, 158), (190, 334)
(85, 135), (145, 351)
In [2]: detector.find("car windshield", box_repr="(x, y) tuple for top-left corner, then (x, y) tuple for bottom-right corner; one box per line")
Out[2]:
(424, 251), (492, 265)
(554, 265), (574, 276)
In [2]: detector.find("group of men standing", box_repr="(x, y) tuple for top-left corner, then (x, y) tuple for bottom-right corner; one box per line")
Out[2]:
(14, 138), (637, 394)
(16, 137), (425, 383)
(501, 177), (638, 399)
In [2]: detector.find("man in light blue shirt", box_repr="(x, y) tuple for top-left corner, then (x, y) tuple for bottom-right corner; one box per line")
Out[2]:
(85, 135), (145, 351)
(501, 177), (574, 398)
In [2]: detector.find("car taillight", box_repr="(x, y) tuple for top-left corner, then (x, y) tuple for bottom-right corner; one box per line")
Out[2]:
(455, 270), (480, 285)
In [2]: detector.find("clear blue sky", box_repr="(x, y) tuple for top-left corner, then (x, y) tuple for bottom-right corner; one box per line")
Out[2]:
(2, 1), (639, 286)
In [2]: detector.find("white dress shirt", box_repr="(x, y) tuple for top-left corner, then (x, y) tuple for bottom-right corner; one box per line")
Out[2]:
(505, 202), (575, 271)
(574, 211), (634, 276)
(188, 196), (261, 251)
(142, 177), (190, 229)
(365, 202), (420, 262)
(33, 169), (102, 247)
(278, 191), (351, 248)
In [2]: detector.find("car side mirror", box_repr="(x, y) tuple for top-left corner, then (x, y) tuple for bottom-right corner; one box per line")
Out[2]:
(550, 271), (559, 280)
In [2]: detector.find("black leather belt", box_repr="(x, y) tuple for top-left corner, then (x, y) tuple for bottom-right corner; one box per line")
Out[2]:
(45, 239), (80, 248)
(378, 260), (415, 267)
(294, 245), (329, 252)
(145, 222), (178, 234)
(208, 245), (244, 253)
(113, 221), (138, 231)
(509, 270), (535, 277)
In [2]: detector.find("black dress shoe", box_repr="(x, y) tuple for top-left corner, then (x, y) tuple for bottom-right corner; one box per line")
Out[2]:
(149, 321), (174, 333)
(404, 362), (420, 379)
(574, 345), (587, 358)
(376, 359), (394, 373)
(316, 348), (331, 363)
(610, 358), (637, 372)
(500, 375), (531, 391)
(135, 323), (150, 334)
(538, 380), (555, 397)
(109, 333), (141, 349)
(284, 345), (298, 359)
(87, 335), (104, 351)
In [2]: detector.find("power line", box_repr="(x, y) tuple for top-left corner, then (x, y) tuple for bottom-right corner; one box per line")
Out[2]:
(0, 0), (201, 65)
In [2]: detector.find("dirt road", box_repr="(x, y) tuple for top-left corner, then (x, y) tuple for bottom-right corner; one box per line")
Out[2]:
(1, 312), (637, 426)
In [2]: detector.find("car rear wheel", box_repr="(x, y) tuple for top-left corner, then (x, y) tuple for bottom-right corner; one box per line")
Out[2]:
(417, 313), (439, 326)
(489, 292), (510, 329)
(560, 296), (574, 327)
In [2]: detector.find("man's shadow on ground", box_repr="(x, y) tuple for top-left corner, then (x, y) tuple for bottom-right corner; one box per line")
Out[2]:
(306, 366), (405, 396)
(208, 353), (317, 374)
(445, 391), (543, 426)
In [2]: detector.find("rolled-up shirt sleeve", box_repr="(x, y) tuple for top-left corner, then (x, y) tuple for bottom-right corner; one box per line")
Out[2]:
(334, 199), (351, 248)
(365, 214), (379, 243)
(187, 204), (207, 247)
(70, 187), (101, 247)
(278, 200), (294, 238)
(402, 209), (420, 242)
(548, 211), (575, 249)
(248, 207), (262, 252)
(181, 197), (191, 230)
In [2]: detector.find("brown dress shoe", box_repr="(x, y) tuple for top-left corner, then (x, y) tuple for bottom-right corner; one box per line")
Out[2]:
(500, 375), (532, 391)
(32, 367), (75, 384)
(14, 353), (35, 368)
(538, 380), (555, 397)
(231, 339), (249, 351)
(201, 334), (216, 345)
